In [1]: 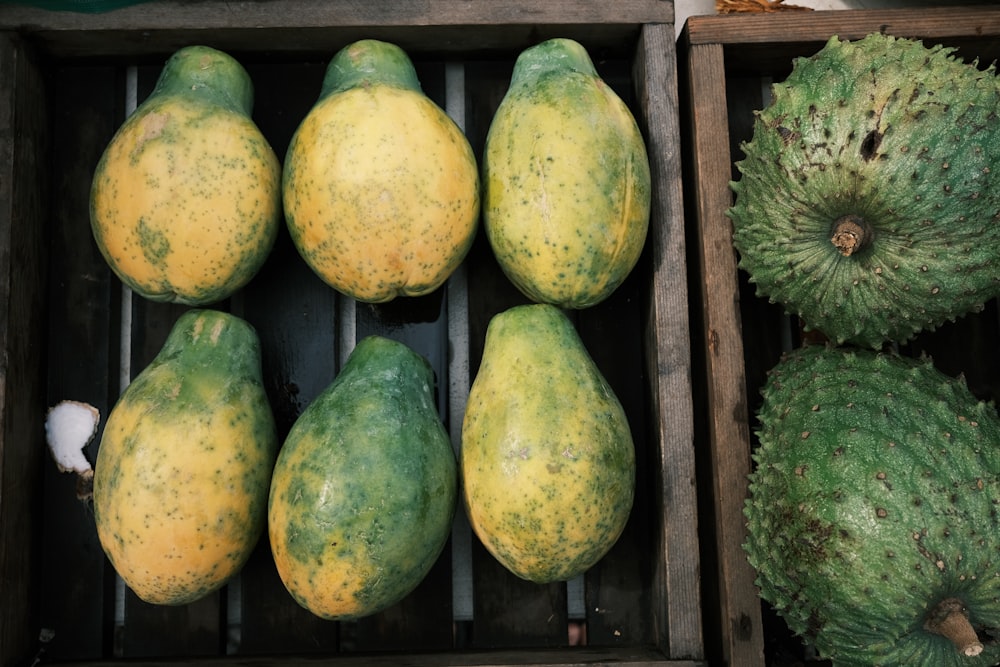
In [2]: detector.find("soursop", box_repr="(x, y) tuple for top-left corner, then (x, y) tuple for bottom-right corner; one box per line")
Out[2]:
(744, 344), (1000, 666)
(730, 33), (1000, 349)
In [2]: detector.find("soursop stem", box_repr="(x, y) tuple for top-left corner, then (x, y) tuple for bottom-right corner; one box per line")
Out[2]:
(924, 598), (984, 657)
(830, 214), (873, 256)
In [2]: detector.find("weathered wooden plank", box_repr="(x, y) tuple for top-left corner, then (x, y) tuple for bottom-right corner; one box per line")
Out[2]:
(684, 7), (1000, 75)
(569, 47), (659, 654)
(679, 40), (764, 667)
(40, 63), (119, 663)
(0, 0), (672, 26)
(337, 58), (456, 653)
(232, 274), (341, 654)
(631, 21), (703, 661)
(577, 268), (654, 650)
(45, 646), (701, 667)
(0, 2), (673, 32)
(685, 6), (999, 46)
(456, 53), (570, 651)
(0, 29), (50, 667)
(0, 0), (672, 61)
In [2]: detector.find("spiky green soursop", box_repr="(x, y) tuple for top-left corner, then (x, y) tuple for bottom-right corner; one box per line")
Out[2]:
(745, 344), (1000, 666)
(730, 34), (1000, 349)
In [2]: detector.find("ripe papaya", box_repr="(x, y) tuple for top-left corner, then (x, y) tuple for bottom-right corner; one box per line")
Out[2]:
(461, 304), (635, 582)
(283, 39), (479, 303)
(482, 38), (651, 309)
(90, 45), (282, 306)
(93, 309), (278, 605)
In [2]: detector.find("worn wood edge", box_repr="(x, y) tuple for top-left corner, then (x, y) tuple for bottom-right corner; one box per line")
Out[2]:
(681, 42), (764, 667)
(633, 22), (704, 663)
(0, 0), (674, 61)
(51, 647), (704, 667)
(0, 29), (50, 667)
(0, 0), (673, 33)
(682, 6), (1000, 47)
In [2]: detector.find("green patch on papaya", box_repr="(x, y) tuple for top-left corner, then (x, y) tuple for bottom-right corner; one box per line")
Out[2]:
(136, 216), (171, 264)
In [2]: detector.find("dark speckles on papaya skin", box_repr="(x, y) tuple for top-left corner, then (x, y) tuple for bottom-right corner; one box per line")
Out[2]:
(267, 334), (456, 619)
(136, 217), (171, 265)
(462, 304), (635, 583)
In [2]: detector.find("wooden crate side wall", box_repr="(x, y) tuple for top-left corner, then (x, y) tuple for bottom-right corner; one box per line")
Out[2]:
(632, 22), (703, 662)
(678, 39), (763, 667)
(0, 31), (50, 667)
(0, 0), (673, 61)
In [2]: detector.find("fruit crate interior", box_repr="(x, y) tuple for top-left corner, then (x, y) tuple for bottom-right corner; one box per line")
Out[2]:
(0, 2), (706, 666)
(678, 7), (1000, 666)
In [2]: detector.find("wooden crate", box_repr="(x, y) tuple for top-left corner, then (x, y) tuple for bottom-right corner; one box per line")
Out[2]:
(679, 7), (1000, 666)
(0, 2), (704, 666)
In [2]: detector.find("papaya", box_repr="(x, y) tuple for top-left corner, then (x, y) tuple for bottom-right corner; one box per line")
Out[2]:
(282, 39), (480, 303)
(461, 303), (635, 583)
(267, 336), (457, 619)
(482, 38), (651, 309)
(93, 309), (278, 605)
(90, 45), (282, 306)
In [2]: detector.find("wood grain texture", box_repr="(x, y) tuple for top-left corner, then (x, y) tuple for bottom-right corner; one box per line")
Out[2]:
(685, 7), (1000, 76)
(0, 30), (49, 667)
(681, 42), (764, 667)
(684, 6), (1000, 46)
(0, 0), (673, 60)
(0, 0), (673, 28)
(40, 63), (119, 663)
(67, 646), (701, 667)
(632, 22), (704, 662)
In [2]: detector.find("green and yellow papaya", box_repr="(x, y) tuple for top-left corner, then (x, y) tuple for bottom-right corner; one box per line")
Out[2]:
(90, 45), (282, 306)
(461, 303), (635, 582)
(93, 309), (278, 605)
(482, 38), (651, 309)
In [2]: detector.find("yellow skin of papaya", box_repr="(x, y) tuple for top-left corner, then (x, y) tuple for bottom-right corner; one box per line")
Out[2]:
(90, 50), (281, 306)
(93, 311), (277, 605)
(283, 85), (480, 303)
(461, 304), (635, 583)
(483, 39), (651, 309)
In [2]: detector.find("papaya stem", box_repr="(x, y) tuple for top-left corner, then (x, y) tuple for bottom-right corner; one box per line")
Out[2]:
(830, 214), (872, 257)
(924, 597), (984, 657)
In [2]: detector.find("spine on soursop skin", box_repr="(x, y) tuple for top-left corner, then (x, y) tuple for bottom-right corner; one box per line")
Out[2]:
(729, 33), (1000, 349)
(744, 344), (1000, 666)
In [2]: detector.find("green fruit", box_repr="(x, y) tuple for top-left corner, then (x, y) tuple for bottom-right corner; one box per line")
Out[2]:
(744, 344), (1000, 666)
(461, 303), (635, 583)
(482, 38), (651, 309)
(90, 45), (282, 306)
(93, 309), (278, 605)
(730, 33), (1000, 349)
(268, 336), (457, 620)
